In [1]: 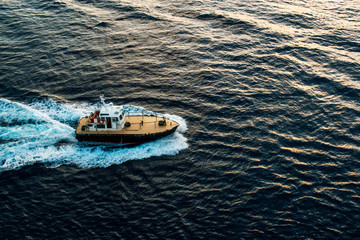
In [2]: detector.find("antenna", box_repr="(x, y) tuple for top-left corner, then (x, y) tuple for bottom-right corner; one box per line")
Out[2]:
(100, 95), (106, 106)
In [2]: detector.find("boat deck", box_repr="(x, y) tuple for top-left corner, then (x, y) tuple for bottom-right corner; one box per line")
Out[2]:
(76, 115), (179, 135)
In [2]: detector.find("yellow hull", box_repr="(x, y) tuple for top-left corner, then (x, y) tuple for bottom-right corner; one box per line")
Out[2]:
(75, 115), (179, 144)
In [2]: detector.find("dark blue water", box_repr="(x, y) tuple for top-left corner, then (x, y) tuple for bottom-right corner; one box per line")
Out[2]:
(1, 0), (359, 239)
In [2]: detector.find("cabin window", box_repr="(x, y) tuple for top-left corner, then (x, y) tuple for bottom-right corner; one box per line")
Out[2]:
(97, 124), (105, 128)
(112, 118), (117, 122)
(120, 115), (123, 120)
(106, 117), (112, 128)
(87, 124), (93, 127)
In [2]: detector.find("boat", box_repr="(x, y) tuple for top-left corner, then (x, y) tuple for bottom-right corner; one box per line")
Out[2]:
(75, 96), (179, 145)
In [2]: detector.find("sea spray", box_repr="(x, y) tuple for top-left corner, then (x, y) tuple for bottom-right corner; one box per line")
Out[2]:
(0, 99), (188, 172)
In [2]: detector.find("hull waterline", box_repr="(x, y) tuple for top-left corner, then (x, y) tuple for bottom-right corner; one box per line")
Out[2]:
(76, 125), (178, 144)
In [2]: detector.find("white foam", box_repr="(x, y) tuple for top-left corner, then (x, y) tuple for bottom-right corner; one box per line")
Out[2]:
(0, 98), (188, 172)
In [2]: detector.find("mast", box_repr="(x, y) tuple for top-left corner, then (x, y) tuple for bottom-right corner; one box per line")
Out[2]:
(100, 95), (106, 106)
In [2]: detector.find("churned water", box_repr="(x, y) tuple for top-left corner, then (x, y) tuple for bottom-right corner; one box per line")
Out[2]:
(0, 0), (359, 239)
(0, 98), (188, 171)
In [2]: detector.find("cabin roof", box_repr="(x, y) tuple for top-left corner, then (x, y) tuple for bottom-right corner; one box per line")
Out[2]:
(100, 104), (123, 118)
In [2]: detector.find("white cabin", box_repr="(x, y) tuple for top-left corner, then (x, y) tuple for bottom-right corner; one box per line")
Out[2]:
(84, 96), (126, 131)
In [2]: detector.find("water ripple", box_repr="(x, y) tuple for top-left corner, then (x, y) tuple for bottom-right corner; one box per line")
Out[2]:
(1, 0), (359, 239)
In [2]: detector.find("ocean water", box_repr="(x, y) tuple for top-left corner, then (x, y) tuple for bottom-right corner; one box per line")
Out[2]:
(0, 0), (359, 239)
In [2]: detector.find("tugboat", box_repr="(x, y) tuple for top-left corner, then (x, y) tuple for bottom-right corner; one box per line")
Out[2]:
(75, 96), (179, 145)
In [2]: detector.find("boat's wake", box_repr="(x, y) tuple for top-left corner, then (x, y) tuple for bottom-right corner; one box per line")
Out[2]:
(0, 98), (188, 172)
